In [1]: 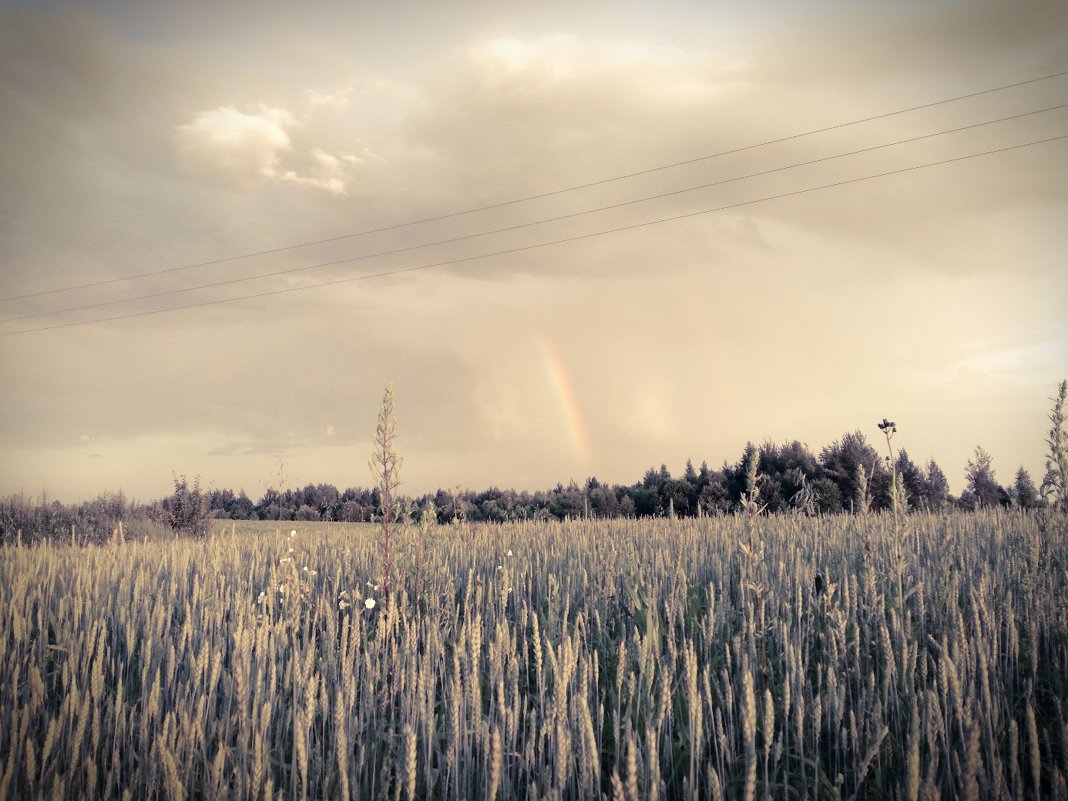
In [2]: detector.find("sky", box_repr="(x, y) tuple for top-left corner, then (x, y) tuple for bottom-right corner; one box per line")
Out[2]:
(1, 0), (1066, 503)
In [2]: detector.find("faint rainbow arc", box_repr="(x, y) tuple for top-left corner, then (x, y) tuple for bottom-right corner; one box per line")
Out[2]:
(538, 338), (593, 469)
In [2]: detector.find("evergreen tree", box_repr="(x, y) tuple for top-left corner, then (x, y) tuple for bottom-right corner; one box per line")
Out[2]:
(922, 459), (950, 512)
(683, 458), (698, 485)
(1012, 467), (1039, 510)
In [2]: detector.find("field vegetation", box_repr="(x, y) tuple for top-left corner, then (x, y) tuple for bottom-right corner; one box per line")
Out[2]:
(2, 511), (1067, 800)
(3, 381), (1066, 799)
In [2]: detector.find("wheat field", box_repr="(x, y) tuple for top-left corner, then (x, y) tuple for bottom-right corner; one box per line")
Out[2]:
(1, 512), (1067, 800)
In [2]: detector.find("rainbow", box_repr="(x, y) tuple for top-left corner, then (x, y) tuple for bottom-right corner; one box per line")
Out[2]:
(538, 338), (593, 469)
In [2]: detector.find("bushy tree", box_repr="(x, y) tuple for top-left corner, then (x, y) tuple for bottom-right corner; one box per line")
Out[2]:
(965, 446), (1007, 509)
(820, 432), (882, 514)
(295, 505), (320, 521)
(659, 478), (694, 517)
(752, 441), (821, 513)
(547, 482), (586, 519)
(166, 475), (210, 538)
(697, 477), (730, 515)
(586, 478), (622, 518)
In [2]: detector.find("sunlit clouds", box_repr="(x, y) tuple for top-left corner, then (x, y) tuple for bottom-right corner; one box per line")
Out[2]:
(176, 102), (364, 195)
(177, 105), (295, 181)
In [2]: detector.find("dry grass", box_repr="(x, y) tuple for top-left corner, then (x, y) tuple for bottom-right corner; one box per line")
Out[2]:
(1, 512), (1066, 800)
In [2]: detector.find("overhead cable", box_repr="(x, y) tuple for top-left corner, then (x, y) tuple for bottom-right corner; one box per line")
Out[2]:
(1, 69), (1065, 304)
(2, 132), (1063, 338)
(4, 102), (1065, 325)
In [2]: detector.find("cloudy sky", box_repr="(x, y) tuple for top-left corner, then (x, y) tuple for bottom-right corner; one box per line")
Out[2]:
(1, 0), (1066, 503)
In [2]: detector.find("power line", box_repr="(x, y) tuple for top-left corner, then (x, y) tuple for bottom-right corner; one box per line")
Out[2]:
(4, 102), (1065, 325)
(1, 69), (1065, 305)
(2, 132), (1063, 338)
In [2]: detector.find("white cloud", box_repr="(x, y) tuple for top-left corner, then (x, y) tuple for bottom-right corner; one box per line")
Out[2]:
(176, 104), (295, 180)
(175, 103), (357, 195)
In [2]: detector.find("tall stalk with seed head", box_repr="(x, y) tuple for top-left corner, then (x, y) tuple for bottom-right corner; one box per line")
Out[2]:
(369, 384), (402, 595)
(1040, 379), (1068, 536)
(742, 664), (757, 801)
(879, 417), (909, 699)
(740, 444), (768, 679)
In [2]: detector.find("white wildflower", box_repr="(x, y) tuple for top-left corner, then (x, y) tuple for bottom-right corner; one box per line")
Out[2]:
(507, 549), (513, 557)
(365, 598), (376, 610)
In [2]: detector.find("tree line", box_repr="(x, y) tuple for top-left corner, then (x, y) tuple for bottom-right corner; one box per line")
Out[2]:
(4, 374), (1065, 546)
(185, 431), (1041, 525)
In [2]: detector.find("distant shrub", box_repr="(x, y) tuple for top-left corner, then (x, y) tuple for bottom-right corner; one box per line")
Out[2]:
(0, 491), (171, 546)
(295, 505), (321, 521)
(164, 475), (211, 538)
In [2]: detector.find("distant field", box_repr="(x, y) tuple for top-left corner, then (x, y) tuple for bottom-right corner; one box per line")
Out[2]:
(1, 512), (1066, 800)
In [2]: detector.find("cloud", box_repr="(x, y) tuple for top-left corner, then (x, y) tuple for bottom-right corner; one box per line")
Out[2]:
(176, 104), (295, 181)
(468, 34), (739, 103)
(175, 103), (358, 195)
(306, 85), (354, 110)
